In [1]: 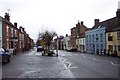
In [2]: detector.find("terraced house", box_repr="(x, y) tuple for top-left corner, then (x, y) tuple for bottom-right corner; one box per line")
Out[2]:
(1, 13), (34, 54)
(85, 3), (120, 56)
(106, 6), (120, 56)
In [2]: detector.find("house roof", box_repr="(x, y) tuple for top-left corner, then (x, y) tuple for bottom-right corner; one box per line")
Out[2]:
(2, 16), (19, 30)
(91, 17), (119, 32)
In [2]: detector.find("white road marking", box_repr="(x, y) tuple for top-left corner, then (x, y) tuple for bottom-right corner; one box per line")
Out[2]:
(59, 58), (77, 69)
(81, 54), (84, 55)
(28, 51), (34, 55)
(69, 66), (78, 69)
(93, 58), (96, 60)
(35, 53), (41, 56)
(110, 62), (120, 66)
(74, 54), (78, 55)
(83, 56), (86, 58)
(63, 59), (66, 62)
(58, 57), (75, 78)
(111, 62), (116, 65)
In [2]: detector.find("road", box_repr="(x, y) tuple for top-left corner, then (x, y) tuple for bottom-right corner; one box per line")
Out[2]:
(1, 49), (119, 79)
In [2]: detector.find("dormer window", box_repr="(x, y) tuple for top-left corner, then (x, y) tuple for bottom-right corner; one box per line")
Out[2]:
(98, 25), (101, 28)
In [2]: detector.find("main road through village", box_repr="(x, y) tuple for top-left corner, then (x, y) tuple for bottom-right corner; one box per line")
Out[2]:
(1, 49), (120, 79)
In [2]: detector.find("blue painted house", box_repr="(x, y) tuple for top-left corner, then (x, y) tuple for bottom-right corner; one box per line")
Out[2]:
(85, 26), (106, 55)
(86, 12), (119, 55)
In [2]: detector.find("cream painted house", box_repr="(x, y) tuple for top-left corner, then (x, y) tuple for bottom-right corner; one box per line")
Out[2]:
(106, 31), (120, 56)
(63, 35), (71, 50)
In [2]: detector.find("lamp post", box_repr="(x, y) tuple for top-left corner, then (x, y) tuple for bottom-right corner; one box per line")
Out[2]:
(56, 36), (59, 56)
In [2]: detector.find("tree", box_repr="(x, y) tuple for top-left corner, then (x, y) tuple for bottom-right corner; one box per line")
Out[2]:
(37, 30), (57, 50)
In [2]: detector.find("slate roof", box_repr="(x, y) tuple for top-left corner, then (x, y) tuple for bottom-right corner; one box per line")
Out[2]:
(91, 17), (119, 32)
(2, 16), (19, 30)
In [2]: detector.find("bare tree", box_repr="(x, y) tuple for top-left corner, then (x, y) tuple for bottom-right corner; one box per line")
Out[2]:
(37, 29), (57, 50)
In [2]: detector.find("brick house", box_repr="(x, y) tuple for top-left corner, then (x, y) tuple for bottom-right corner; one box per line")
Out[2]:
(1, 13), (34, 54)
(70, 21), (89, 52)
(2, 13), (19, 53)
(76, 21), (90, 52)
(70, 27), (77, 51)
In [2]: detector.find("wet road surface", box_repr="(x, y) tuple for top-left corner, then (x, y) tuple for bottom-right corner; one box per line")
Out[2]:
(2, 49), (119, 78)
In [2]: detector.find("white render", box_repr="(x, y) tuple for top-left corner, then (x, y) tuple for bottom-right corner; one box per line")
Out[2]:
(63, 36), (71, 50)
(76, 38), (86, 52)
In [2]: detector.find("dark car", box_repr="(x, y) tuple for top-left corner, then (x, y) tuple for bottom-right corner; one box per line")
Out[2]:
(37, 46), (44, 52)
(0, 48), (11, 63)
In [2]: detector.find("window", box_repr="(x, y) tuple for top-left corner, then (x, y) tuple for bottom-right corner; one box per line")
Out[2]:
(92, 35), (94, 42)
(86, 35), (88, 42)
(86, 44), (88, 50)
(108, 33), (113, 41)
(117, 32), (120, 40)
(6, 26), (9, 37)
(96, 44), (98, 49)
(100, 33), (103, 42)
(118, 45), (120, 51)
(101, 44), (103, 50)
(19, 41), (21, 48)
(109, 45), (113, 52)
(96, 34), (98, 42)
(89, 35), (91, 42)
(115, 45), (117, 51)
(108, 36), (113, 41)
(15, 30), (17, 37)
(7, 39), (9, 49)
(83, 39), (84, 44)
(11, 28), (13, 37)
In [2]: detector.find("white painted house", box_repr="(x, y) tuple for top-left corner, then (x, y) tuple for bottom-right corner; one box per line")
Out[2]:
(63, 35), (71, 50)
(76, 38), (86, 52)
(79, 38), (86, 52)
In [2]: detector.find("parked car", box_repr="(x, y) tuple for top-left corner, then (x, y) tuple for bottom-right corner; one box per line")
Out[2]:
(66, 47), (77, 52)
(37, 46), (44, 52)
(0, 48), (11, 63)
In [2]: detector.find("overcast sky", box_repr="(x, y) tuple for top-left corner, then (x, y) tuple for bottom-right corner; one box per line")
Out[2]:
(0, 0), (119, 41)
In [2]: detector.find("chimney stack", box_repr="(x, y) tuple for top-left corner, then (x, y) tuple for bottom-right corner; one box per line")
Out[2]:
(117, 1), (120, 26)
(4, 13), (10, 21)
(22, 28), (25, 31)
(76, 21), (80, 27)
(14, 22), (17, 27)
(94, 19), (99, 26)
(81, 21), (83, 25)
